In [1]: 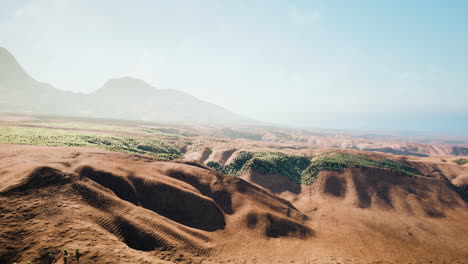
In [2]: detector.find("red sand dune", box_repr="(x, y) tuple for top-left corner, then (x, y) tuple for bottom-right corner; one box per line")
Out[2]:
(1, 143), (467, 263)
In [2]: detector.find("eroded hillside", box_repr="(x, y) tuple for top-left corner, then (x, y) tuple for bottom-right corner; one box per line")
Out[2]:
(1, 144), (467, 263)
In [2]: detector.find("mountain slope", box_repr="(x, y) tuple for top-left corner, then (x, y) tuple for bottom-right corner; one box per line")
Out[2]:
(87, 77), (245, 123)
(0, 47), (247, 124)
(0, 47), (35, 86)
(0, 47), (83, 115)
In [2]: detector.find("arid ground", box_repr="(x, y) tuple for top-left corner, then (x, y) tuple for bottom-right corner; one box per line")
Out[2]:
(1, 114), (467, 264)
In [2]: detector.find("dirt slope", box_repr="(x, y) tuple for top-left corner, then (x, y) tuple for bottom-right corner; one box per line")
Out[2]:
(240, 166), (468, 263)
(0, 144), (310, 264)
(1, 144), (468, 263)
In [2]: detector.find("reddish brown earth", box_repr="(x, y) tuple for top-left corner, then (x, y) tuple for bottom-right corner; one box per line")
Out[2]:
(260, 131), (468, 157)
(1, 144), (468, 264)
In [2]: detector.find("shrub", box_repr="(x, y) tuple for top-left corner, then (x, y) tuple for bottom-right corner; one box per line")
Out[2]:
(48, 253), (54, 264)
(76, 249), (81, 262)
(453, 158), (468, 165)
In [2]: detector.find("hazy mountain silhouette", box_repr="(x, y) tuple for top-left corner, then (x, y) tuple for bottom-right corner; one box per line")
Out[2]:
(0, 47), (84, 115)
(0, 47), (247, 124)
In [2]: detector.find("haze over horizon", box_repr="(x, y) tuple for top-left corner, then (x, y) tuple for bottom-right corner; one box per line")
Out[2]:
(1, 0), (467, 134)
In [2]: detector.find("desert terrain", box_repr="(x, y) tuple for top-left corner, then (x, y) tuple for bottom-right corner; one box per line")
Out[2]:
(0, 114), (467, 264)
(1, 2), (468, 262)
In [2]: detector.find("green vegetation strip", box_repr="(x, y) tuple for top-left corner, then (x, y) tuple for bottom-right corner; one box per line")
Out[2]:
(300, 152), (423, 184)
(453, 158), (468, 165)
(208, 152), (311, 184)
(0, 126), (181, 160)
(208, 151), (423, 185)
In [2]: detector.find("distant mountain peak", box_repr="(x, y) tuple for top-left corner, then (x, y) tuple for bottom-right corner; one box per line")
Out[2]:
(0, 47), (22, 70)
(94, 76), (158, 95)
(0, 48), (250, 124)
(104, 76), (154, 86)
(0, 47), (35, 84)
(0, 46), (12, 57)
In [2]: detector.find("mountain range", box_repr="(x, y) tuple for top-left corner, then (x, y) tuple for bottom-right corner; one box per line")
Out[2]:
(0, 47), (246, 124)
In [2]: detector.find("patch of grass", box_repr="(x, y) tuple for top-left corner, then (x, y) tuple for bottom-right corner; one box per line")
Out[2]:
(0, 126), (181, 160)
(300, 152), (423, 185)
(208, 150), (423, 185)
(207, 151), (311, 183)
(453, 158), (468, 165)
(207, 151), (254, 175)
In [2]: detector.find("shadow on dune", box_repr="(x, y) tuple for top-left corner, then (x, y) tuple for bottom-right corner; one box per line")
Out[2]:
(77, 166), (226, 231)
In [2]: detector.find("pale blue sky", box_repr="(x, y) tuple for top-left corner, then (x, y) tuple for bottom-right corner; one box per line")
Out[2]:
(1, 0), (467, 133)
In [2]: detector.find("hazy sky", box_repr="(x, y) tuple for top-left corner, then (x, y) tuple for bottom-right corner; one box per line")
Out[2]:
(1, 0), (467, 133)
